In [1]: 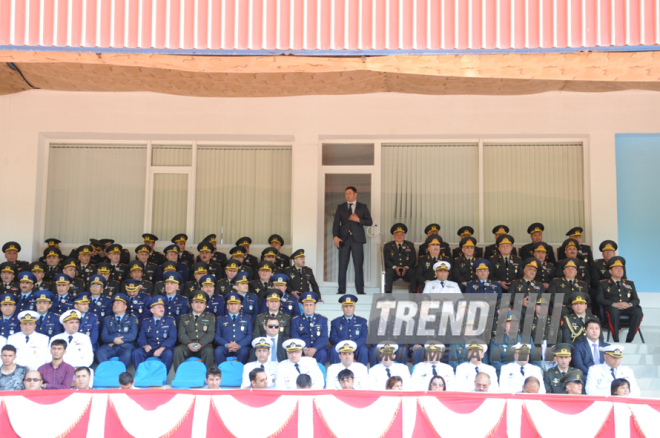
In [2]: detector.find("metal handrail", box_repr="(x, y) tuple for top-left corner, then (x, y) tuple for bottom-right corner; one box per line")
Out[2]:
(378, 232), (385, 294)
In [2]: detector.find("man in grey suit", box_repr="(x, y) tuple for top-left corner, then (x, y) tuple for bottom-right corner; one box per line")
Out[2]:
(333, 186), (373, 295)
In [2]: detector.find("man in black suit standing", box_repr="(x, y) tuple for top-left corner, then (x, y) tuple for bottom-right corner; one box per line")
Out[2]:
(333, 186), (373, 295)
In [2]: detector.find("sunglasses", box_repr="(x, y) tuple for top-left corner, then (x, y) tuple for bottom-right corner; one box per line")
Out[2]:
(24, 378), (42, 382)
(267, 325), (280, 329)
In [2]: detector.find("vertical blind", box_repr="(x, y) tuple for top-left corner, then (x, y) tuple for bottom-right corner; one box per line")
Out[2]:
(151, 173), (188, 239)
(382, 144), (480, 245)
(195, 147), (292, 244)
(483, 143), (585, 245)
(45, 145), (147, 243)
(151, 145), (193, 166)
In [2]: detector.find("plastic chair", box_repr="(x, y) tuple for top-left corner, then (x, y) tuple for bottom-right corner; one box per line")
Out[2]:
(134, 357), (168, 387)
(219, 359), (244, 387)
(171, 360), (207, 389)
(94, 357), (126, 388)
(605, 312), (645, 343)
(317, 363), (326, 385)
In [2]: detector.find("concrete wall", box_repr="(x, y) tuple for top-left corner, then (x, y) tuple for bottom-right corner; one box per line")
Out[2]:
(0, 89), (658, 288)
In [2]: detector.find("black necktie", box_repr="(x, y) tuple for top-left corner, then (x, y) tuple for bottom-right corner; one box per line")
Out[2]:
(260, 364), (265, 370)
(194, 315), (198, 322)
(520, 366), (525, 376)
(386, 368), (391, 378)
(295, 364), (301, 374)
(398, 244), (402, 252)
(38, 315), (43, 326)
(432, 257), (437, 264)
(432, 365), (438, 376)
(308, 317), (312, 324)
(347, 203), (352, 214)
(616, 281), (621, 288)
(561, 371), (566, 376)
(25, 335), (29, 343)
(156, 319), (160, 326)
(611, 368), (616, 379)
(441, 281), (445, 288)
(232, 315), (236, 323)
(475, 366), (480, 375)
(505, 258), (509, 267)
(68, 335), (73, 344)
(116, 316), (121, 324)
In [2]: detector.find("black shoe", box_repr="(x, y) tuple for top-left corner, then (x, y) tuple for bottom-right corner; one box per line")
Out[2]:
(357, 292), (366, 295)
(337, 290), (345, 295)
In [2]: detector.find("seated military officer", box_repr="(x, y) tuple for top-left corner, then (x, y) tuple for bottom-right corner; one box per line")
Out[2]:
(484, 225), (518, 259)
(561, 369), (585, 395)
(33, 291), (62, 338)
(260, 248), (283, 276)
(141, 233), (165, 266)
(417, 223), (451, 259)
(411, 342), (455, 391)
(0, 262), (19, 294)
(290, 291), (328, 365)
(183, 262), (210, 300)
(59, 259), (86, 294)
(52, 274), (76, 315)
(8, 311), (50, 370)
(95, 263), (121, 297)
(544, 343), (579, 393)
(89, 239), (106, 264)
(368, 344), (412, 390)
(284, 250), (321, 299)
(197, 275), (225, 318)
(562, 292), (593, 344)
(73, 293), (99, 352)
(16, 273), (38, 315)
(422, 261), (461, 293)
(253, 289), (291, 338)
(155, 246), (189, 284)
(123, 260), (154, 297)
(275, 339), (325, 389)
(215, 259), (242, 296)
(560, 239), (591, 286)
(74, 245), (97, 284)
(266, 274), (301, 317)
(548, 259), (589, 314)
(452, 237), (479, 290)
(173, 292), (216, 371)
(591, 240), (626, 290)
(162, 272), (189, 324)
(196, 242), (224, 278)
(124, 279), (152, 325)
(585, 345), (640, 397)
(488, 235), (523, 291)
(242, 337), (278, 388)
(250, 261), (275, 302)
(16, 271), (36, 305)
(87, 274), (113, 321)
(266, 234), (291, 271)
(499, 344), (545, 394)
(214, 292), (253, 365)
(30, 262), (52, 292)
(134, 244), (158, 283)
(455, 341), (499, 392)
(231, 272), (259, 321)
(326, 341), (370, 389)
(196, 234), (227, 265)
(465, 260), (502, 300)
(451, 226), (483, 259)
(50, 309), (94, 371)
(558, 227), (593, 266)
(531, 242), (555, 290)
(2, 242), (28, 273)
(104, 244), (128, 283)
(40, 238), (62, 263)
(330, 295), (368, 366)
(0, 294), (19, 337)
(383, 223), (417, 294)
(236, 237), (259, 271)
(597, 257), (643, 343)
(132, 296), (177, 373)
(95, 294), (139, 368)
(509, 258), (543, 303)
(43, 247), (62, 282)
(171, 234), (195, 267)
(416, 235), (452, 289)
(153, 262), (178, 296)
(529, 297), (562, 348)
(519, 223), (556, 264)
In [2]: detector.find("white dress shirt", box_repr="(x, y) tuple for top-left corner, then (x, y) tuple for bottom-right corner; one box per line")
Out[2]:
(585, 363), (641, 397)
(49, 331), (94, 367)
(369, 363), (411, 390)
(241, 360), (279, 388)
(326, 362), (371, 389)
(422, 280), (462, 294)
(499, 362), (546, 394)
(411, 362), (455, 391)
(276, 357), (324, 390)
(455, 362), (499, 393)
(8, 331), (51, 371)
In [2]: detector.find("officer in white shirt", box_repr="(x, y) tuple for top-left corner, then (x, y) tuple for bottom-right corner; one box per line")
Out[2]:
(49, 310), (94, 368)
(499, 343), (545, 394)
(7, 311), (50, 370)
(411, 342), (455, 391)
(369, 343), (411, 390)
(276, 339), (324, 390)
(585, 345), (641, 397)
(241, 337), (278, 388)
(422, 261), (462, 293)
(326, 340), (371, 389)
(455, 341), (499, 392)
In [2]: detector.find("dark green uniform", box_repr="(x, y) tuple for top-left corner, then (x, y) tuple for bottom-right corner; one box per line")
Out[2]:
(249, 279), (272, 303)
(534, 261), (556, 286)
(544, 366), (579, 393)
(253, 311), (291, 338)
(547, 277), (589, 309)
(415, 254), (452, 287)
(173, 311), (216, 371)
(417, 241), (451, 259)
(75, 262), (97, 283)
(484, 244), (517, 260)
(558, 244), (593, 266)
(530, 314), (562, 344)
(451, 257), (478, 290)
(562, 313), (589, 344)
(509, 278), (544, 299)
(148, 251), (166, 266)
(451, 246), (483, 260)
(178, 250), (195, 267)
(182, 280), (201, 300)
(597, 278), (643, 342)
(383, 240), (417, 293)
(215, 278), (235, 296)
(520, 243), (556, 264)
(283, 266), (320, 297)
(591, 258), (627, 289)
(488, 254), (523, 284)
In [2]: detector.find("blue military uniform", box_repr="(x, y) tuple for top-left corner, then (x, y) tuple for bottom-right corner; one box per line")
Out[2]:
(0, 293), (20, 337)
(229, 272), (260, 321)
(259, 274), (301, 318)
(52, 274), (76, 314)
(197, 275), (225, 318)
(132, 296), (177, 372)
(155, 245), (190, 283)
(74, 293), (100, 352)
(32, 290), (63, 338)
(124, 280), (152, 325)
(465, 259), (503, 301)
(290, 291), (329, 365)
(214, 292), (253, 364)
(15, 290), (38, 314)
(162, 272), (189, 324)
(329, 295), (369, 365)
(95, 293), (139, 367)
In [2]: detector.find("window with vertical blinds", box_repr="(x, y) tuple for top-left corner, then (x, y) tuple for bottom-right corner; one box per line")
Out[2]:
(483, 143), (585, 245)
(45, 145), (147, 243)
(195, 147), (292, 244)
(382, 144), (480, 244)
(152, 173), (189, 239)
